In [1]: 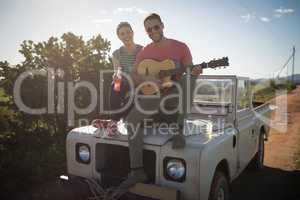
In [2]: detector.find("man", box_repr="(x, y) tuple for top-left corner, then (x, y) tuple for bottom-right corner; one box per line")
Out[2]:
(119, 13), (202, 190)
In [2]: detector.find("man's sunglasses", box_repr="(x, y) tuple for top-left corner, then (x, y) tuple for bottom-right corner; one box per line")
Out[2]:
(146, 25), (161, 33)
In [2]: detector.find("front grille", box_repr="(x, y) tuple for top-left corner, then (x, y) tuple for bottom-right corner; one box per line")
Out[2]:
(95, 143), (156, 188)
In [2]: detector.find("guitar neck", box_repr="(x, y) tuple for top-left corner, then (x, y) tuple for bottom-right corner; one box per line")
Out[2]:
(158, 57), (228, 78)
(159, 63), (207, 78)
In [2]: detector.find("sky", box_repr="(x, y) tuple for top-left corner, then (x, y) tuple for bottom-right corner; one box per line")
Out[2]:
(0, 0), (299, 79)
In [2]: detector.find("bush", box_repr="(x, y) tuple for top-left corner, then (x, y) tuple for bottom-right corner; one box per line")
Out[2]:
(269, 79), (277, 90)
(286, 81), (297, 92)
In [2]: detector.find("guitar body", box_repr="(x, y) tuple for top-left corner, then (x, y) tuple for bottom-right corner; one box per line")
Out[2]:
(136, 57), (229, 95)
(137, 59), (176, 95)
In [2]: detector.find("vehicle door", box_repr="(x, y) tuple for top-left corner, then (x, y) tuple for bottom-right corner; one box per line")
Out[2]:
(236, 79), (256, 170)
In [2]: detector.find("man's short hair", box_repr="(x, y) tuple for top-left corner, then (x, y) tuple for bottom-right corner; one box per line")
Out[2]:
(144, 13), (162, 24)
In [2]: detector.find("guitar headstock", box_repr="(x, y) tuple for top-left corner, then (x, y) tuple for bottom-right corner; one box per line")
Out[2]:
(205, 57), (229, 69)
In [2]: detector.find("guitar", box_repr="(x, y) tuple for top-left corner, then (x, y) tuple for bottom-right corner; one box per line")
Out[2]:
(137, 57), (229, 95)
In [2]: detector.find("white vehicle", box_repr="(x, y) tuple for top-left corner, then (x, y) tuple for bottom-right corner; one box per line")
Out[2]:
(64, 75), (272, 200)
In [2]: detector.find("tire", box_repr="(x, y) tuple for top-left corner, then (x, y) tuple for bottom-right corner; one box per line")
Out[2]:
(250, 133), (265, 170)
(208, 171), (230, 200)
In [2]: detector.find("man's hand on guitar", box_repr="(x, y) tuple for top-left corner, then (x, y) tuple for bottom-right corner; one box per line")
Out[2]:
(144, 75), (163, 89)
(191, 66), (202, 76)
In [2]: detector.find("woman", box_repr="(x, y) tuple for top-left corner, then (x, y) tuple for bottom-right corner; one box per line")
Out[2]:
(110, 22), (143, 120)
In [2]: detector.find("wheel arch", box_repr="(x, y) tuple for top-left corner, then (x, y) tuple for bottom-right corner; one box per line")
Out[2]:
(207, 159), (231, 200)
(260, 125), (268, 140)
(215, 159), (230, 182)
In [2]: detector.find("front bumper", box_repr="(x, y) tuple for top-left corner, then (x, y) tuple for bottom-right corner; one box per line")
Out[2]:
(59, 175), (179, 200)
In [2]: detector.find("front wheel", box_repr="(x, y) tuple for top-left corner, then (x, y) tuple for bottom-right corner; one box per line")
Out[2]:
(208, 171), (230, 200)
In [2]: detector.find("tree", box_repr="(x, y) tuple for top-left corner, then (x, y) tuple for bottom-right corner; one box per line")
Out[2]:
(0, 32), (113, 199)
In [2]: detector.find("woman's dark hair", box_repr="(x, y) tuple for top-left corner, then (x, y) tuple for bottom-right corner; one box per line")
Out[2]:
(116, 22), (133, 35)
(144, 13), (162, 24)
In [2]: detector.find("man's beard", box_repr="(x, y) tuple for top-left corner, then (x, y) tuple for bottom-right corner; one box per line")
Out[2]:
(151, 33), (163, 43)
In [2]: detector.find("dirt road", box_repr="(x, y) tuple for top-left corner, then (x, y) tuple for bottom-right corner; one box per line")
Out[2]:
(231, 86), (300, 200)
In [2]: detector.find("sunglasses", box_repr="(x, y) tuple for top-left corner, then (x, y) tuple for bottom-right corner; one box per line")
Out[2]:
(146, 25), (161, 33)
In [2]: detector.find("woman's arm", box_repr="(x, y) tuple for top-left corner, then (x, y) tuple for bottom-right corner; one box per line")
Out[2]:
(112, 56), (120, 80)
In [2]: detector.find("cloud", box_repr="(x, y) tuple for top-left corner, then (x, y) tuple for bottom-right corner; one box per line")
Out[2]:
(90, 7), (149, 25)
(241, 6), (294, 24)
(113, 6), (149, 15)
(274, 7), (294, 18)
(241, 13), (256, 23)
(91, 18), (113, 24)
(99, 9), (108, 15)
(136, 8), (148, 15)
(275, 7), (294, 14)
(260, 17), (270, 22)
(241, 14), (271, 23)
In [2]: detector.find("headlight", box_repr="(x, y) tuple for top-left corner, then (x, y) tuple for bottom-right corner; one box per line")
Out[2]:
(164, 157), (186, 182)
(76, 143), (90, 164)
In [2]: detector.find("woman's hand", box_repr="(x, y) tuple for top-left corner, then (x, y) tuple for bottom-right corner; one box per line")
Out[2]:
(112, 73), (118, 81)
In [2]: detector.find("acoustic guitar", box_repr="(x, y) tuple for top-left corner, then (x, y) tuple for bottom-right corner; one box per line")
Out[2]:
(137, 57), (229, 95)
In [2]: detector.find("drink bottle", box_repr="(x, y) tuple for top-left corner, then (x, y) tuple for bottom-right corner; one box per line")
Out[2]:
(113, 67), (122, 92)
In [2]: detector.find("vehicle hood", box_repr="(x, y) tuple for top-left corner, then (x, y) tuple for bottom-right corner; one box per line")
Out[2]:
(69, 119), (227, 147)
(69, 124), (174, 146)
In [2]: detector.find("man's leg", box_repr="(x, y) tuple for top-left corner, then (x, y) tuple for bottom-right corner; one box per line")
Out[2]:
(172, 74), (197, 149)
(120, 96), (161, 188)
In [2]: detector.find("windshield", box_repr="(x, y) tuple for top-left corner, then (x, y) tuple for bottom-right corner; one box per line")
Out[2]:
(193, 79), (233, 104)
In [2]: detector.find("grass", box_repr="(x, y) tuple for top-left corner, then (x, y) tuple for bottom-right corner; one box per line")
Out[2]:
(252, 85), (276, 103)
(0, 88), (10, 103)
(251, 80), (297, 103)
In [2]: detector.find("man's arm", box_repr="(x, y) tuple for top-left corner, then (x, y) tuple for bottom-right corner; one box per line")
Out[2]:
(130, 64), (144, 86)
(181, 43), (202, 76)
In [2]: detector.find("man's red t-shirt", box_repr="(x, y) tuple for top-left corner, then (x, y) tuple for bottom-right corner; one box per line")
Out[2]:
(134, 38), (193, 75)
